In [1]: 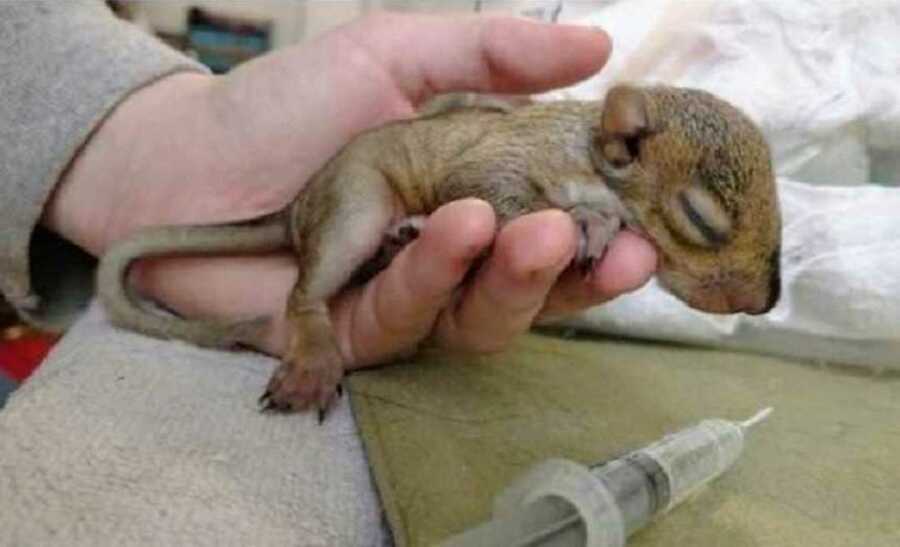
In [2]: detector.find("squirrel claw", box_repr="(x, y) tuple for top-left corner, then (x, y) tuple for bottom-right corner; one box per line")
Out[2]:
(258, 391), (285, 413)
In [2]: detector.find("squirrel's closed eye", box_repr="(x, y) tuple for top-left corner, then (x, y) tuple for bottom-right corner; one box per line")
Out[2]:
(668, 186), (732, 248)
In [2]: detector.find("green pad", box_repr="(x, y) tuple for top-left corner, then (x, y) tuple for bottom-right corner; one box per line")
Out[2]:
(349, 332), (900, 547)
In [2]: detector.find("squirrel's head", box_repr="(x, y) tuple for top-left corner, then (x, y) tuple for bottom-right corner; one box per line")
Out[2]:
(591, 84), (781, 315)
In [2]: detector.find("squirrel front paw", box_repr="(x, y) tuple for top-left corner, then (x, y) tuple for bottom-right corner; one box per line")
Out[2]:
(571, 205), (621, 276)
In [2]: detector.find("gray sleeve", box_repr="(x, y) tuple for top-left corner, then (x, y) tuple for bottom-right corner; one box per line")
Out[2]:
(0, 0), (209, 332)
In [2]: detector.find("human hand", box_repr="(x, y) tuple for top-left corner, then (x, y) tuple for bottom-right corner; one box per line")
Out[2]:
(45, 14), (657, 367)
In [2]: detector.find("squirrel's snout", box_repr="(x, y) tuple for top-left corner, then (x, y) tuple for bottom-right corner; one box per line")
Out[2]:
(730, 290), (775, 316)
(678, 272), (780, 316)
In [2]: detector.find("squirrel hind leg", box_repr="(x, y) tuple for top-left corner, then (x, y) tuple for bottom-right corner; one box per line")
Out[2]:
(264, 170), (396, 416)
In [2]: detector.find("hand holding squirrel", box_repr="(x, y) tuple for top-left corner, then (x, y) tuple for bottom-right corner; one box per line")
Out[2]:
(45, 15), (657, 374)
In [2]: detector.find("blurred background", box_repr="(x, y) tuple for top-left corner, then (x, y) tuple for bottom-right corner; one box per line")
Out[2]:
(105, 0), (566, 72)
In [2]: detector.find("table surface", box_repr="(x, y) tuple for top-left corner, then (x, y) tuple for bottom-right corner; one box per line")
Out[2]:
(350, 332), (900, 547)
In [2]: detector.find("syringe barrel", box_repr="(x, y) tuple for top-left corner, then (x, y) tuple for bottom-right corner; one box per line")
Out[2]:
(638, 419), (745, 510)
(590, 453), (669, 536)
(588, 419), (746, 536)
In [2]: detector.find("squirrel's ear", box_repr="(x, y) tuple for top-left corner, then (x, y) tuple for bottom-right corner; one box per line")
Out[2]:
(601, 85), (649, 137)
(594, 85), (656, 168)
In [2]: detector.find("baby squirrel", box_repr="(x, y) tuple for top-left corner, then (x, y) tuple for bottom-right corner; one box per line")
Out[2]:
(98, 84), (782, 418)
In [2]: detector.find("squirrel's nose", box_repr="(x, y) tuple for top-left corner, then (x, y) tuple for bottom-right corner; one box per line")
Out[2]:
(728, 257), (781, 315)
(731, 273), (780, 315)
(728, 291), (769, 315)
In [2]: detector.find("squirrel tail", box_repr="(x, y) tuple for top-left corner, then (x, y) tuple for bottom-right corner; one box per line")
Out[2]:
(97, 215), (289, 349)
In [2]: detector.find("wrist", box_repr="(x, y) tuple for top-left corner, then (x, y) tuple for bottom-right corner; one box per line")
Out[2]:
(42, 71), (219, 255)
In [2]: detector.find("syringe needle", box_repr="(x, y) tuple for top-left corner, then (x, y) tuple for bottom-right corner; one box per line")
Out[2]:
(740, 407), (774, 430)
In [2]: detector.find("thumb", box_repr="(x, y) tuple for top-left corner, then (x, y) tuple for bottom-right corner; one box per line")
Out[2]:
(342, 13), (612, 105)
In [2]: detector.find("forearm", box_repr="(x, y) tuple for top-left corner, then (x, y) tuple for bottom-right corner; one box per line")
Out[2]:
(43, 73), (218, 255)
(0, 0), (207, 329)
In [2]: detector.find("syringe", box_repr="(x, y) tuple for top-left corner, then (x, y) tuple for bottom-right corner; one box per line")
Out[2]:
(440, 408), (773, 547)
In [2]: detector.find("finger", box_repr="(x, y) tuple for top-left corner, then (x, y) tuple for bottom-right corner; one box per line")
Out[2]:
(347, 14), (612, 104)
(538, 230), (657, 320)
(330, 199), (496, 369)
(433, 209), (577, 352)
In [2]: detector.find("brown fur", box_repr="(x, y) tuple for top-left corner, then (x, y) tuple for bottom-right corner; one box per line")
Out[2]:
(97, 84), (781, 417)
